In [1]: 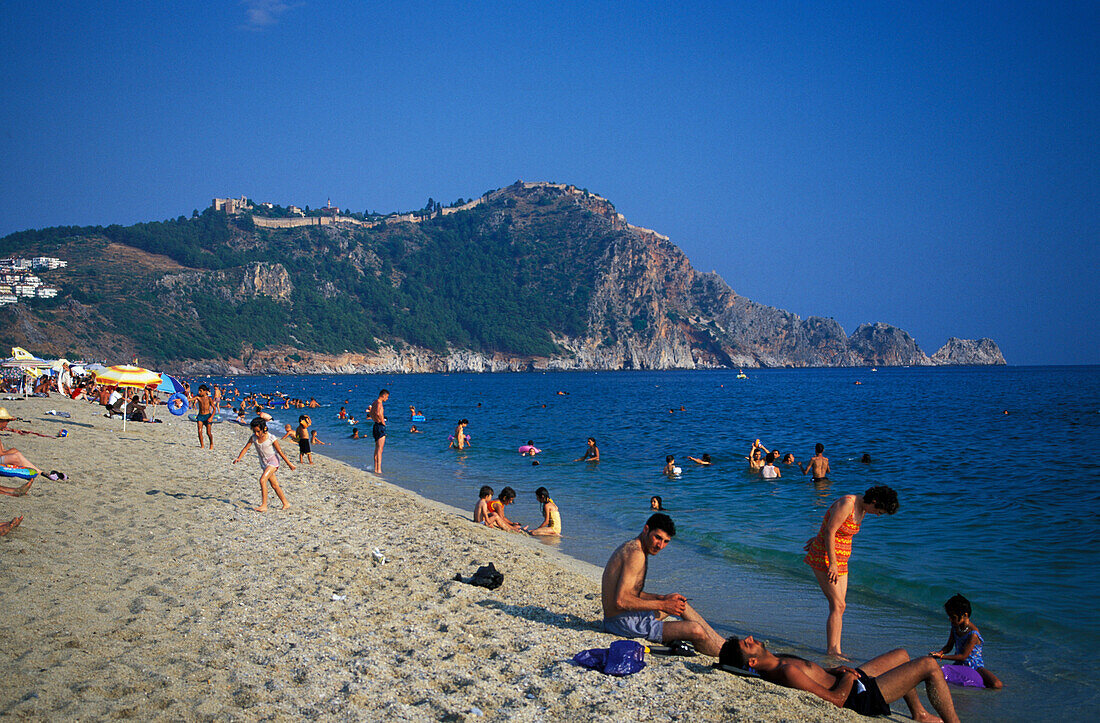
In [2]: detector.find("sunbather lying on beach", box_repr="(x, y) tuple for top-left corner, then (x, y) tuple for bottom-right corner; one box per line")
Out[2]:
(720, 636), (956, 723)
(602, 513), (725, 656)
(0, 440), (40, 475)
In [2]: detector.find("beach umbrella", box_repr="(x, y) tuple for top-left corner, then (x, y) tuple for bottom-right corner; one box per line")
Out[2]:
(94, 364), (162, 431)
(155, 373), (187, 395)
(1, 347), (51, 370)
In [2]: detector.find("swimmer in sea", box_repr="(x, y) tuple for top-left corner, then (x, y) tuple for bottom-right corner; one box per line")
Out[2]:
(576, 437), (600, 463)
(746, 439), (768, 471)
(782, 452), (796, 465)
(688, 453), (712, 465)
(450, 419), (471, 450)
(800, 443), (831, 480)
(663, 455), (677, 475)
(650, 495), (665, 511)
(410, 425), (422, 433)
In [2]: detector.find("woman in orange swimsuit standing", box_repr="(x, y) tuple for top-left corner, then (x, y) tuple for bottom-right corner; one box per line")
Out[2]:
(804, 485), (899, 659)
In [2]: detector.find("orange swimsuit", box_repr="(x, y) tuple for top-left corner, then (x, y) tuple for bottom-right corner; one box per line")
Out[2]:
(804, 511), (861, 574)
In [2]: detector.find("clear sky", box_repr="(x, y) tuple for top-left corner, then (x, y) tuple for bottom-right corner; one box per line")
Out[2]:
(2, 1), (1097, 365)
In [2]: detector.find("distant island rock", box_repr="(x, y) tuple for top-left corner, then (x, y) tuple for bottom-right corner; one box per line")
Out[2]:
(0, 181), (1006, 373)
(931, 337), (1007, 365)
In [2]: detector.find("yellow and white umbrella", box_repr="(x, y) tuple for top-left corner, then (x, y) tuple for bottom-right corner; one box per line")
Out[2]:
(94, 364), (162, 430)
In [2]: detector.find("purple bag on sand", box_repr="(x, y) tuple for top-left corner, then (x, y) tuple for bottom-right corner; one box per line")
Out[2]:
(942, 664), (986, 688)
(573, 640), (647, 676)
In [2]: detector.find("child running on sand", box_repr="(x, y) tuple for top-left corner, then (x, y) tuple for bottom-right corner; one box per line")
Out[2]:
(930, 593), (1004, 689)
(296, 415), (313, 464)
(529, 487), (561, 536)
(233, 418), (295, 511)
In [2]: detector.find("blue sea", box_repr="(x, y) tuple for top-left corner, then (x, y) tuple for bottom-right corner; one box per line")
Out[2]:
(207, 366), (1099, 722)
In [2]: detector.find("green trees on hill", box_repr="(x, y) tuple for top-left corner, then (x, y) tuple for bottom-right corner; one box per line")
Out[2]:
(0, 189), (608, 363)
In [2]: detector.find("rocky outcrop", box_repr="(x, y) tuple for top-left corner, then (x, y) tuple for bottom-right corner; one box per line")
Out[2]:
(848, 322), (932, 366)
(238, 262), (293, 300)
(931, 338), (1007, 365)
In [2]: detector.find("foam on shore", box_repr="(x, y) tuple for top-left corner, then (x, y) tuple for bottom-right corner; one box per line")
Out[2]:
(0, 395), (867, 721)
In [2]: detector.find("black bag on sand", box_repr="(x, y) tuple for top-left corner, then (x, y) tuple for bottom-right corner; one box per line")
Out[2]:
(454, 562), (504, 590)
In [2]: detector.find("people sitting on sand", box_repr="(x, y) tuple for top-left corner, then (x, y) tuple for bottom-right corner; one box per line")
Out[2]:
(487, 487), (526, 532)
(602, 513), (726, 655)
(688, 453), (712, 465)
(529, 487), (561, 536)
(1, 438), (40, 475)
(720, 636), (957, 723)
(474, 485), (494, 525)
(575, 437), (600, 462)
(761, 451), (781, 479)
(930, 593), (1003, 689)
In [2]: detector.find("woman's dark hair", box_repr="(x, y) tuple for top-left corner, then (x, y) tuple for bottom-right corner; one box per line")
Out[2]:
(650, 495), (665, 510)
(666, 455), (674, 463)
(535, 486), (550, 502)
(645, 513), (676, 537)
(860, 453), (872, 463)
(765, 451), (777, 464)
(944, 593), (972, 617)
(702, 453), (711, 463)
(863, 485), (899, 514)
(249, 418), (268, 432)
(500, 486), (516, 502)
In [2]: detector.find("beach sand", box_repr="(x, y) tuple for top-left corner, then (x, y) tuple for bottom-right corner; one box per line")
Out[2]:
(0, 395), (874, 721)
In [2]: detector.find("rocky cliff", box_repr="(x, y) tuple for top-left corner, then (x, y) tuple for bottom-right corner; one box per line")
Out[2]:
(931, 338), (1007, 365)
(0, 181), (1005, 373)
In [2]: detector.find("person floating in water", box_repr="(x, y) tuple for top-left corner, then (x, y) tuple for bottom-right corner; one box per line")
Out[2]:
(650, 495), (665, 511)
(688, 453), (712, 465)
(930, 593), (1004, 689)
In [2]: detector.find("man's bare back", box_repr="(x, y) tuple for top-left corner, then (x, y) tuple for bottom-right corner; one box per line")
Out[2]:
(802, 454), (830, 479)
(601, 538), (648, 618)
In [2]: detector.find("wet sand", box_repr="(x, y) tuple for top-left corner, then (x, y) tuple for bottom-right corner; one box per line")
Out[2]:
(0, 394), (871, 721)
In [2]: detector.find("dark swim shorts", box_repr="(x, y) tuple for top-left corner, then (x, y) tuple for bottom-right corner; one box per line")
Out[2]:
(843, 669), (891, 717)
(195, 413), (212, 423)
(299, 437), (311, 454)
(372, 422), (386, 440)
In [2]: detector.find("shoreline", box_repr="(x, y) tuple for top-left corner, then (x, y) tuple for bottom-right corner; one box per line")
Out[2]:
(0, 394), (869, 720)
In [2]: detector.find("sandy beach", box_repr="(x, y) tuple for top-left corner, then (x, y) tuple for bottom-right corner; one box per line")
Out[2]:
(1, 395), (876, 721)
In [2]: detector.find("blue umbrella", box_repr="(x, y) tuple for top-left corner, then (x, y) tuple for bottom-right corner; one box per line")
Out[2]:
(156, 373), (187, 394)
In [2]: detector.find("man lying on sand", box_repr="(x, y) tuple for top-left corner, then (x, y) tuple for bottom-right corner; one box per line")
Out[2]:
(720, 635), (957, 723)
(601, 513), (725, 656)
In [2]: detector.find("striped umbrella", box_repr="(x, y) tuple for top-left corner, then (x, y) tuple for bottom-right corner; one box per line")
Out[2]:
(94, 364), (162, 431)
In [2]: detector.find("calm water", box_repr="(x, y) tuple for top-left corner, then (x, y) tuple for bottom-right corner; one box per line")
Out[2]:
(210, 366), (1100, 721)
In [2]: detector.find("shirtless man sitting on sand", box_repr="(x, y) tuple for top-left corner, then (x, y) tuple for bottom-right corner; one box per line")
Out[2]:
(720, 635), (957, 723)
(800, 443), (831, 480)
(601, 513), (725, 656)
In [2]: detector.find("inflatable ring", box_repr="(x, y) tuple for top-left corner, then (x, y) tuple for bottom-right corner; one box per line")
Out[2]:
(168, 393), (189, 416)
(0, 465), (37, 481)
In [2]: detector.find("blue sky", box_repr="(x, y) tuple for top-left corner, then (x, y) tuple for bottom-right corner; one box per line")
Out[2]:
(1, 1), (1097, 364)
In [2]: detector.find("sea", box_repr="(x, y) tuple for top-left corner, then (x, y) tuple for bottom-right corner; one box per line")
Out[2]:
(203, 366), (1099, 722)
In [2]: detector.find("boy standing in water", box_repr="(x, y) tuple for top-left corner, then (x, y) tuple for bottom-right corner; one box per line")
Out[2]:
(368, 389), (389, 474)
(296, 415), (313, 465)
(194, 384), (217, 449)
